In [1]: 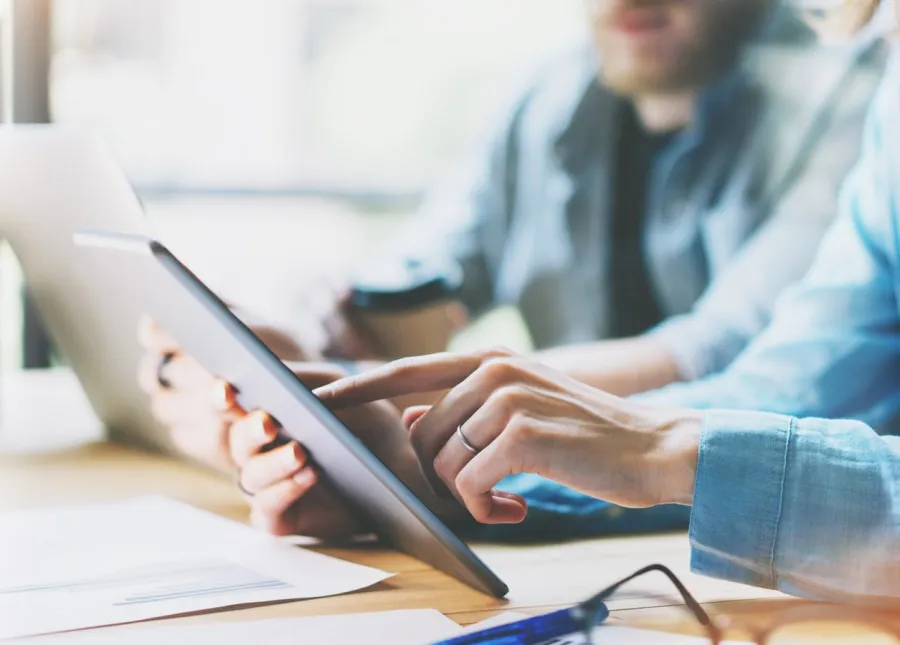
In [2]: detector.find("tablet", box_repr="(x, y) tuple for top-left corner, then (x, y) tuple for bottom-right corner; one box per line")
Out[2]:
(73, 229), (508, 598)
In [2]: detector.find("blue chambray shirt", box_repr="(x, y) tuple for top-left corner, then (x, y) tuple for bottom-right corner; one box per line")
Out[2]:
(484, 49), (900, 605)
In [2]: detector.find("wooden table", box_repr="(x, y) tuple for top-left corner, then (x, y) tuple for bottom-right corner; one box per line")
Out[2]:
(0, 440), (812, 639)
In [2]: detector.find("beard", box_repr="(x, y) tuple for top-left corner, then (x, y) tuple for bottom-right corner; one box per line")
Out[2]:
(592, 0), (772, 96)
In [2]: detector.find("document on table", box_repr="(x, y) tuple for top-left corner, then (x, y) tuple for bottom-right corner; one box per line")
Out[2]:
(13, 611), (536, 645)
(9, 609), (753, 644)
(0, 496), (390, 640)
(13, 610), (464, 644)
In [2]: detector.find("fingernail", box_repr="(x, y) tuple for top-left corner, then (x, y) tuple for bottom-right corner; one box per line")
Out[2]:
(294, 468), (316, 486)
(291, 443), (307, 467)
(255, 412), (276, 442)
(213, 382), (236, 411)
(283, 442), (303, 468)
(316, 379), (341, 395)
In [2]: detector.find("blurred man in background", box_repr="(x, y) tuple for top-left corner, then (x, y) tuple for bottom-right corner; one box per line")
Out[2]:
(140, 0), (888, 539)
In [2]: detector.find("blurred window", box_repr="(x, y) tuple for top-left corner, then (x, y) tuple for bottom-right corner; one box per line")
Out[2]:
(50, 0), (587, 195)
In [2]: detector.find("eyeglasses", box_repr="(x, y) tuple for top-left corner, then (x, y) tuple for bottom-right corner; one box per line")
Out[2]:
(437, 563), (900, 644)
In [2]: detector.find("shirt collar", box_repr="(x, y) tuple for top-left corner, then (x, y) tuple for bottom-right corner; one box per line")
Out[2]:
(551, 50), (752, 172)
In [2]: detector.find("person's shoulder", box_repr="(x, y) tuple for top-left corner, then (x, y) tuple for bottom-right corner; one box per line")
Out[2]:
(726, 16), (890, 208)
(739, 12), (890, 188)
(482, 43), (600, 140)
(745, 12), (888, 111)
(523, 44), (599, 102)
(497, 43), (596, 105)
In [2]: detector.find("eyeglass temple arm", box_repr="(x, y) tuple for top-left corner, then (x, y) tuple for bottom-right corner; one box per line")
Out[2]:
(580, 563), (715, 628)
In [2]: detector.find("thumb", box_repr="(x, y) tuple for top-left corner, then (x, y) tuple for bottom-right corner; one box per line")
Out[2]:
(334, 284), (354, 307)
(401, 405), (431, 430)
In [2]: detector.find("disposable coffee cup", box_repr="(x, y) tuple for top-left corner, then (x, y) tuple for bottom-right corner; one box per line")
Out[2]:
(348, 259), (462, 360)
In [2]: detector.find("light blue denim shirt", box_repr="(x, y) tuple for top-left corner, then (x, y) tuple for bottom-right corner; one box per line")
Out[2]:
(483, 49), (900, 605)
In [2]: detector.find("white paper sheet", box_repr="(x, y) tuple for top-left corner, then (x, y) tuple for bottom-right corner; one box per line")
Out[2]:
(0, 368), (103, 453)
(11, 609), (462, 644)
(0, 496), (390, 640)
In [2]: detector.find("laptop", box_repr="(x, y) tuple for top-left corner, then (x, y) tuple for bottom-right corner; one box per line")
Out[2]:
(0, 125), (172, 454)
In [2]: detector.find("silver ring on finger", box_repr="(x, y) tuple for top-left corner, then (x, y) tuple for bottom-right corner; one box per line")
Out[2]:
(237, 475), (255, 498)
(157, 351), (176, 390)
(456, 424), (481, 455)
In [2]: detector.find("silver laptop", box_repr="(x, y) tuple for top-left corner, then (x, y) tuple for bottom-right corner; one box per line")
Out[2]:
(0, 125), (171, 453)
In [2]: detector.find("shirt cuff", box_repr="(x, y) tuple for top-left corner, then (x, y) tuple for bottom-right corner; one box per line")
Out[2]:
(689, 410), (793, 590)
(647, 315), (714, 382)
(648, 313), (752, 383)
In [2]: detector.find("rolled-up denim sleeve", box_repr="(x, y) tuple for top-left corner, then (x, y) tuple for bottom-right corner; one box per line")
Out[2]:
(692, 409), (900, 604)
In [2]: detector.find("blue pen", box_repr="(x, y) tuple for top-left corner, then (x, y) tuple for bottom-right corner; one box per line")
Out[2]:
(431, 605), (608, 645)
(432, 564), (716, 645)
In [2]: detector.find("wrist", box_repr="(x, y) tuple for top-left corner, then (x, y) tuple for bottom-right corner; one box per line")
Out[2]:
(652, 410), (702, 506)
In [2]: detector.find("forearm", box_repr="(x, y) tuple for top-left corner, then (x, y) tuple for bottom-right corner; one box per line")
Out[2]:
(534, 336), (683, 397)
(359, 332), (681, 405)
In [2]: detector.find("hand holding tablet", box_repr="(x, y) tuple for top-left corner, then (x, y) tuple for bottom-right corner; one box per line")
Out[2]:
(74, 230), (508, 598)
